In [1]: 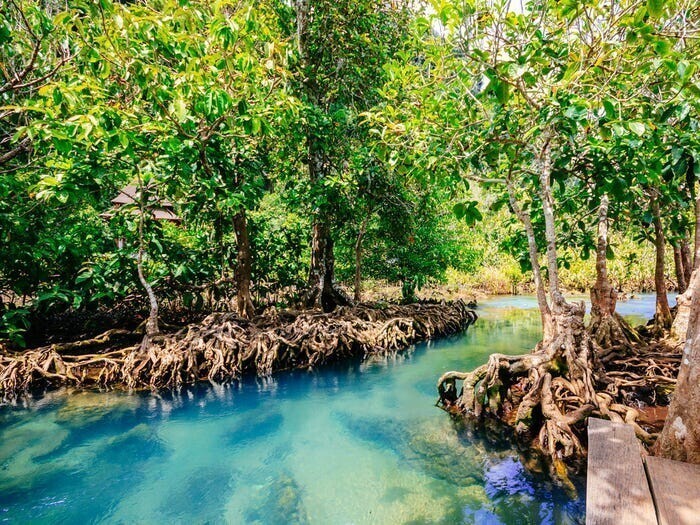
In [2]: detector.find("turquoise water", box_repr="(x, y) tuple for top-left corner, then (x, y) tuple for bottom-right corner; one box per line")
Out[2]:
(0, 295), (662, 524)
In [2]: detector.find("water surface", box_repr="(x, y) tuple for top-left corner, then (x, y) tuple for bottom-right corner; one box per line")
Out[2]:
(0, 295), (662, 524)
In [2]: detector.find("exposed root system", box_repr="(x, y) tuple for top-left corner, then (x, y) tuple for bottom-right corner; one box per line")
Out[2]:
(437, 302), (682, 491)
(0, 301), (477, 400)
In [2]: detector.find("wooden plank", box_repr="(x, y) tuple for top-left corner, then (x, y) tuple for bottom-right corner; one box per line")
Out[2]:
(586, 417), (657, 525)
(646, 455), (700, 525)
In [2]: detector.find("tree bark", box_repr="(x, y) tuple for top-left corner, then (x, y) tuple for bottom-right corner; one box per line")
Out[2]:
(589, 195), (639, 349)
(537, 136), (566, 313)
(655, 266), (700, 463)
(506, 176), (554, 342)
(695, 192), (700, 270)
(681, 238), (692, 286)
(354, 216), (369, 303)
(673, 243), (688, 294)
(233, 209), (255, 319)
(672, 205), (700, 340)
(651, 196), (673, 332)
(305, 221), (351, 312)
(135, 178), (158, 340)
(591, 195), (616, 317)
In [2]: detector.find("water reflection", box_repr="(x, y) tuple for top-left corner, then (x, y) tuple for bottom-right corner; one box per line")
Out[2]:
(0, 295), (660, 523)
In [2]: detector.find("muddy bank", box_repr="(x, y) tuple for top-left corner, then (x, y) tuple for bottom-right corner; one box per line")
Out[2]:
(1, 301), (476, 400)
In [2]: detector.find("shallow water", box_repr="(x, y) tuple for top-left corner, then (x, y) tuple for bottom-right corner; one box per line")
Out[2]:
(0, 295), (663, 524)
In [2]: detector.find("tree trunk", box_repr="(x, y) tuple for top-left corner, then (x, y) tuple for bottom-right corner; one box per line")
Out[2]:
(303, 131), (351, 311)
(673, 243), (687, 294)
(591, 195), (616, 317)
(506, 176), (554, 342)
(354, 217), (369, 303)
(137, 245), (159, 339)
(233, 209), (255, 319)
(134, 179), (159, 345)
(437, 138), (629, 489)
(537, 137), (566, 313)
(681, 238), (692, 287)
(672, 207), (700, 340)
(651, 197), (673, 332)
(655, 267), (700, 463)
(695, 192), (700, 270)
(589, 195), (640, 350)
(305, 221), (351, 312)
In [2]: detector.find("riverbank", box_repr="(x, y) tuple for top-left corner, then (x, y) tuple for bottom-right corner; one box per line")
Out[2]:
(0, 301), (476, 400)
(0, 297), (584, 523)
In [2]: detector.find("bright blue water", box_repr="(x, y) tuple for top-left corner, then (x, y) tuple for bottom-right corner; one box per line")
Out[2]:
(0, 295), (664, 524)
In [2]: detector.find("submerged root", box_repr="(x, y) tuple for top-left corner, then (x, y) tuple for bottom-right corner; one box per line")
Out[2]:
(437, 302), (682, 490)
(0, 301), (477, 400)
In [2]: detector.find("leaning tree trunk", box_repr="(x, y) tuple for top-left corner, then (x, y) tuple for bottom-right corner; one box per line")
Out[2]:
(233, 209), (255, 319)
(437, 139), (647, 489)
(505, 176), (554, 343)
(651, 197), (673, 334)
(589, 194), (640, 352)
(654, 266), (700, 463)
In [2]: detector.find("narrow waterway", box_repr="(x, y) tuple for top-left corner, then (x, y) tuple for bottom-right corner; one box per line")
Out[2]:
(0, 295), (662, 524)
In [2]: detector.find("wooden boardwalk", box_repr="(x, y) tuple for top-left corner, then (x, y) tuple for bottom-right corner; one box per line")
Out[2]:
(586, 417), (700, 525)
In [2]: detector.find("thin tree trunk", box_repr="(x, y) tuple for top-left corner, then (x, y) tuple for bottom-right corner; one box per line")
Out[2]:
(506, 176), (553, 342)
(303, 131), (351, 311)
(652, 197), (673, 331)
(681, 238), (692, 287)
(655, 266), (700, 463)
(589, 194), (639, 348)
(591, 194), (617, 315)
(354, 216), (369, 303)
(673, 243), (688, 294)
(537, 136), (566, 313)
(591, 195), (616, 317)
(306, 220), (328, 308)
(233, 209), (255, 319)
(135, 177), (158, 340)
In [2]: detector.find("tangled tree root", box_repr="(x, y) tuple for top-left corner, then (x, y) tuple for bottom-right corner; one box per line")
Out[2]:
(0, 301), (477, 400)
(437, 302), (682, 492)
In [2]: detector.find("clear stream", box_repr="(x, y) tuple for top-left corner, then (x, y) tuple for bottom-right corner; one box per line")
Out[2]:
(0, 295), (663, 524)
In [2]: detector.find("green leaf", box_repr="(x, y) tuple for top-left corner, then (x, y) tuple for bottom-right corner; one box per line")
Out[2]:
(603, 99), (616, 119)
(494, 80), (510, 104)
(654, 39), (672, 55)
(647, 0), (664, 18)
(628, 122), (646, 137)
(173, 99), (187, 122)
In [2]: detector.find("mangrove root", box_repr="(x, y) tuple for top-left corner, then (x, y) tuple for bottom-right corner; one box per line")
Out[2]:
(1, 301), (477, 400)
(436, 301), (681, 489)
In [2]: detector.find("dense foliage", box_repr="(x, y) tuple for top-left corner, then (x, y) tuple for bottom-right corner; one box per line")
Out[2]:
(1, 0), (698, 346)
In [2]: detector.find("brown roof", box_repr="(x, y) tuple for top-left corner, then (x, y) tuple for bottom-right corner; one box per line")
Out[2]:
(111, 184), (174, 208)
(111, 184), (138, 205)
(105, 184), (180, 223)
(152, 208), (181, 222)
